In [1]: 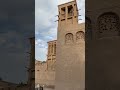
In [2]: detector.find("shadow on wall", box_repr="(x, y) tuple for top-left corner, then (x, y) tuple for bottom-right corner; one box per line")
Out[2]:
(86, 0), (120, 90)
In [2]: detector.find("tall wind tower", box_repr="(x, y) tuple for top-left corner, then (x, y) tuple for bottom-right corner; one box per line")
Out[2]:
(55, 0), (85, 90)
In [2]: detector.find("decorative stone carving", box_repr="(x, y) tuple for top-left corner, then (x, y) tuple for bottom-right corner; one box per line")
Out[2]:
(65, 33), (73, 44)
(76, 31), (85, 41)
(98, 12), (120, 37)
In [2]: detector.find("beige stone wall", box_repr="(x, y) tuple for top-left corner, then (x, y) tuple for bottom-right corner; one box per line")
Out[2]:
(55, 1), (85, 90)
(35, 60), (55, 86)
(35, 40), (56, 87)
(35, 60), (47, 85)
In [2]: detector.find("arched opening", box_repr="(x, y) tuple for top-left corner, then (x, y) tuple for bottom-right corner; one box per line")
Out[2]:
(65, 33), (73, 44)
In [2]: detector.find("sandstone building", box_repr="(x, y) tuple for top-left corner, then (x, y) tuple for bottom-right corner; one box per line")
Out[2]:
(55, 0), (85, 90)
(35, 0), (120, 90)
(47, 40), (57, 71)
(35, 0), (85, 90)
(35, 40), (56, 90)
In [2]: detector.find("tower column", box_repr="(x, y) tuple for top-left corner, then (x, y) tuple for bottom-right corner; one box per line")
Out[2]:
(65, 6), (68, 23)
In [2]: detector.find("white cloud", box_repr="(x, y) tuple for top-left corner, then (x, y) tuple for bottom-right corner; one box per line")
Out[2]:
(35, 47), (47, 61)
(35, 38), (48, 61)
(35, 0), (85, 61)
(35, 39), (47, 48)
(57, 0), (74, 4)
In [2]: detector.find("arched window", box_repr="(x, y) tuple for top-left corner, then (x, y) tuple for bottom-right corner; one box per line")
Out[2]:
(98, 12), (120, 38)
(76, 31), (85, 41)
(65, 33), (73, 44)
(86, 17), (92, 40)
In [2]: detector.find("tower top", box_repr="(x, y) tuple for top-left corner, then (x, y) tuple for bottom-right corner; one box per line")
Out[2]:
(58, 0), (78, 24)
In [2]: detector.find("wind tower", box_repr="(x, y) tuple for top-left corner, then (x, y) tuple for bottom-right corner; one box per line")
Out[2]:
(55, 0), (85, 90)
(47, 40), (57, 71)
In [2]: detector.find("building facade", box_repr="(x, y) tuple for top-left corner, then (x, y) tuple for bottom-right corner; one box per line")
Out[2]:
(55, 0), (85, 90)
(35, 40), (56, 90)
(35, 0), (85, 90)
(86, 0), (120, 90)
(47, 40), (57, 71)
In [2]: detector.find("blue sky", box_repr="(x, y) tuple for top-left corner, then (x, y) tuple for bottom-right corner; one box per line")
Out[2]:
(35, 0), (85, 61)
